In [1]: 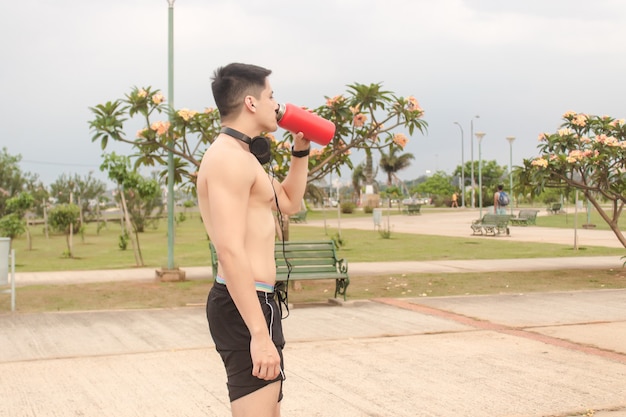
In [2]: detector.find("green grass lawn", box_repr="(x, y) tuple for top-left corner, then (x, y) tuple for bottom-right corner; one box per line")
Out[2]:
(4, 208), (626, 313)
(535, 209), (626, 230)
(304, 205), (626, 231)
(7, 210), (624, 272)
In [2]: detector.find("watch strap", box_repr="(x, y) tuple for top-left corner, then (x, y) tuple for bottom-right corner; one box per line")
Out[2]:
(291, 146), (310, 158)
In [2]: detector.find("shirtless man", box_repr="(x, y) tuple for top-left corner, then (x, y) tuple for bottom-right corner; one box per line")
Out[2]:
(196, 63), (310, 417)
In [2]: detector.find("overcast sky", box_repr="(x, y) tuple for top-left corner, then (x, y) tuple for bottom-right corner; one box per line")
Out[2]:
(2, 0), (625, 189)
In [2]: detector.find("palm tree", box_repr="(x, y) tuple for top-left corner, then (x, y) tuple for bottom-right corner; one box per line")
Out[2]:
(379, 144), (415, 186)
(351, 163), (365, 203)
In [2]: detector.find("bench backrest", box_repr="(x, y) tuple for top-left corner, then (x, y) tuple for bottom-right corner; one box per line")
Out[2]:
(210, 240), (343, 278)
(274, 240), (340, 276)
(518, 209), (539, 218)
(482, 214), (511, 224)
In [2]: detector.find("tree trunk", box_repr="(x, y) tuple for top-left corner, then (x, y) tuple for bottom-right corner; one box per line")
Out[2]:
(26, 225), (31, 251)
(65, 232), (73, 258)
(43, 198), (49, 239)
(364, 149), (374, 186)
(120, 187), (144, 266)
(587, 193), (626, 249)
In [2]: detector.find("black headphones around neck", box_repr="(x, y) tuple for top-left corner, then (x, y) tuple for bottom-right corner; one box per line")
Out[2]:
(220, 127), (271, 165)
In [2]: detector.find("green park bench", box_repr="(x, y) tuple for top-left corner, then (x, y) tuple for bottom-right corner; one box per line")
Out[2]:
(289, 210), (308, 223)
(547, 203), (562, 214)
(210, 240), (350, 300)
(471, 214), (512, 236)
(403, 204), (421, 215)
(510, 209), (539, 226)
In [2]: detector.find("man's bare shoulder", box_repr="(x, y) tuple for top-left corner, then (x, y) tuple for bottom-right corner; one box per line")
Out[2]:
(199, 140), (249, 175)
(199, 138), (255, 182)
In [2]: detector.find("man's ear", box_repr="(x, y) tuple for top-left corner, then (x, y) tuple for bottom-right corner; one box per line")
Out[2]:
(244, 96), (256, 112)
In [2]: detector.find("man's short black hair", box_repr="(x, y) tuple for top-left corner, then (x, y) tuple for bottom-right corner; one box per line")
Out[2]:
(211, 63), (272, 120)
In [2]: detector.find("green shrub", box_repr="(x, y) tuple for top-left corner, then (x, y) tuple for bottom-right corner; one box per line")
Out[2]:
(0, 213), (25, 239)
(118, 232), (129, 250)
(341, 201), (355, 213)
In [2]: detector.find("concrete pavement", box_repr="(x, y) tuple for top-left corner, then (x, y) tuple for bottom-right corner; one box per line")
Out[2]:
(0, 290), (625, 416)
(2, 208), (626, 416)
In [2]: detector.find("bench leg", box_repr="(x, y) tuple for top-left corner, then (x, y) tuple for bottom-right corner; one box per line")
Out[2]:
(335, 278), (349, 301)
(483, 225), (496, 235)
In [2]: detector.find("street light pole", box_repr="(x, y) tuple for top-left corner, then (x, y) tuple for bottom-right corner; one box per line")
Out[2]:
(453, 122), (465, 208)
(475, 132), (486, 218)
(506, 136), (516, 215)
(166, 0), (175, 270)
(470, 115), (480, 209)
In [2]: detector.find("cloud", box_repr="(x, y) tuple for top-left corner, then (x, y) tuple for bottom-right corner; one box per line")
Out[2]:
(2, 0), (626, 187)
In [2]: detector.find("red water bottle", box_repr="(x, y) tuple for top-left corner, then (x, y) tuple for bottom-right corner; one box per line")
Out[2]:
(276, 103), (335, 146)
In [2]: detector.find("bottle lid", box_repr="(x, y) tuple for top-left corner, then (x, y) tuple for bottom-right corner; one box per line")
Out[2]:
(275, 103), (286, 121)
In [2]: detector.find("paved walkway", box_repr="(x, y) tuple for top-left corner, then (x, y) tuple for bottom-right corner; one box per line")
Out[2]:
(1, 209), (626, 416)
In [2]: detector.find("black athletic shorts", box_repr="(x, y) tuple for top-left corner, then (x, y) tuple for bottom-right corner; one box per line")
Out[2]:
(206, 282), (285, 403)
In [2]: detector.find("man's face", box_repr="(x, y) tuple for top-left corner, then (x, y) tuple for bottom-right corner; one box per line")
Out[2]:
(254, 79), (278, 133)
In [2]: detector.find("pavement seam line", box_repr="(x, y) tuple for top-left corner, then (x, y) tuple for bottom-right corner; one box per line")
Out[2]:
(372, 297), (626, 365)
(0, 346), (214, 365)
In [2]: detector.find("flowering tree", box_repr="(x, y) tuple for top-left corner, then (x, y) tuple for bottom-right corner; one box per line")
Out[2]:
(89, 83), (426, 190)
(518, 111), (626, 248)
(301, 83), (426, 183)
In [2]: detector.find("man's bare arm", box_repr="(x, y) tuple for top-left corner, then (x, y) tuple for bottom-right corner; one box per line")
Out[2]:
(275, 133), (309, 214)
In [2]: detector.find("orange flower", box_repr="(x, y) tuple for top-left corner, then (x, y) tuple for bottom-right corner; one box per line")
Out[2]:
(406, 96), (422, 113)
(563, 110), (576, 118)
(136, 128), (148, 138)
(572, 114), (587, 127)
(326, 95), (344, 107)
(152, 93), (165, 105)
(393, 133), (408, 148)
(349, 104), (361, 115)
(177, 108), (197, 122)
(531, 158), (548, 167)
(137, 89), (148, 98)
(310, 148), (323, 157)
(353, 113), (367, 127)
(150, 120), (170, 136)
(557, 128), (572, 137)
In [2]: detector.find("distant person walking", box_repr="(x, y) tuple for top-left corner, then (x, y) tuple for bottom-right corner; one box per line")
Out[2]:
(451, 192), (458, 208)
(494, 184), (509, 214)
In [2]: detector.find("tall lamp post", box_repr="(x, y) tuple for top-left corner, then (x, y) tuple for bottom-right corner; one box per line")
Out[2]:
(166, 0), (176, 270)
(470, 115), (480, 208)
(506, 136), (515, 215)
(475, 132), (486, 218)
(453, 122), (465, 207)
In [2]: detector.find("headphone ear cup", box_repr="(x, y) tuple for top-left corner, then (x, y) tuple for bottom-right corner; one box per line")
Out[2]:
(249, 136), (271, 165)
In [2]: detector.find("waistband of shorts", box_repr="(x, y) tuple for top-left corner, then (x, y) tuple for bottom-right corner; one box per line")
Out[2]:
(215, 276), (275, 293)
